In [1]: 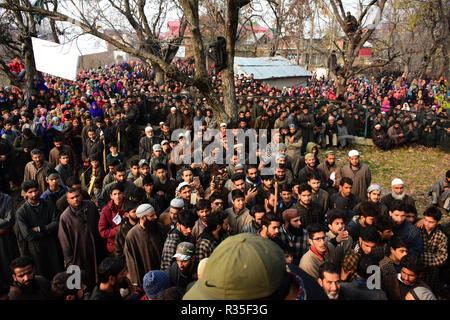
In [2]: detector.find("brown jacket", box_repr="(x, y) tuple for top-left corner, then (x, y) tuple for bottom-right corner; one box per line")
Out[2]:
(339, 163), (371, 201)
(24, 160), (52, 194)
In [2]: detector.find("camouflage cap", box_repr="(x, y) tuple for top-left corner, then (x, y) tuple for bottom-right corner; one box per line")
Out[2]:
(183, 233), (285, 300)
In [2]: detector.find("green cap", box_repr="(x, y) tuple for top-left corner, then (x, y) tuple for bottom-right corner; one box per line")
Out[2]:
(324, 151), (335, 157)
(183, 233), (285, 300)
(305, 153), (315, 160)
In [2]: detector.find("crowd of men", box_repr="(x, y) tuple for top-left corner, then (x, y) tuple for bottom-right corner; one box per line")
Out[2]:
(0, 58), (449, 300)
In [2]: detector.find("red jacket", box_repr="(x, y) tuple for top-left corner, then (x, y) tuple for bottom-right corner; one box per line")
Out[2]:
(98, 199), (126, 253)
(8, 62), (24, 74)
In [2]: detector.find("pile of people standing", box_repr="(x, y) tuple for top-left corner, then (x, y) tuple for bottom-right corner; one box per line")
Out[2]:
(0, 58), (449, 301)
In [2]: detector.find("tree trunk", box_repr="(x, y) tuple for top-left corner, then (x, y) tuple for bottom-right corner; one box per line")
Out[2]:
(22, 35), (39, 98)
(220, 68), (236, 123)
(403, 56), (410, 76)
(153, 63), (165, 85)
(439, 42), (449, 79)
(336, 75), (347, 100)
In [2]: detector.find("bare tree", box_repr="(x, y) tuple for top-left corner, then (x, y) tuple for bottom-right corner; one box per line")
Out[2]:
(0, 0), (253, 122)
(323, 0), (397, 98)
(0, 0), (42, 97)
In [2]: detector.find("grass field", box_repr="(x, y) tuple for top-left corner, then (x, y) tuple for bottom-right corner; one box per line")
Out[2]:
(323, 144), (450, 222)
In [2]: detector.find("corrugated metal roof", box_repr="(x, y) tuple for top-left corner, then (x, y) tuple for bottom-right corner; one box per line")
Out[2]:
(234, 56), (313, 80)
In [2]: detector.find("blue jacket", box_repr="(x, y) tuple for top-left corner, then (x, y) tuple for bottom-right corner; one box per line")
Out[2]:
(393, 221), (423, 257)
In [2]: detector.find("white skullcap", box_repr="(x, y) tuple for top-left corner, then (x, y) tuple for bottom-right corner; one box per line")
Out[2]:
(136, 203), (154, 218)
(220, 122), (227, 127)
(145, 126), (153, 132)
(170, 198), (185, 209)
(367, 184), (382, 193)
(171, 107), (176, 111)
(177, 181), (191, 191)
(392, 178), (404, 186)
(348, 150), (360, 157)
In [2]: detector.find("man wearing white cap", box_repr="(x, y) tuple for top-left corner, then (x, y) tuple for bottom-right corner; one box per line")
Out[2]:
(124, 203), (167, 289)
(340, 150), (371, 201)
(166, 106), (183, 131)
(354, 184), (388, 216)
(159, 198), (185, 233)
(381, 178), (416, 211)
(139, 125), (160, 162)
(372, 123), (392, 150)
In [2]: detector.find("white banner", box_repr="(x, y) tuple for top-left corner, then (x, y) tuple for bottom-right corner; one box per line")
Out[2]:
(32, 37), (80, 81)
(176, 46), (185, 58)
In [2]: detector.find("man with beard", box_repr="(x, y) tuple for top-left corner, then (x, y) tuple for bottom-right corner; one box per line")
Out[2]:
(354, 184), (388, 216)
(48, 135), (76, 170)
(160, 210), (197, 270)
(340, 150), (371, 201)
(98, 165), (137, 209)
(56, 176), (91, 215)
(209, 193), (225, 213)
(387, 121), (407, 148)
(308, 172), (329, 213)
(372, 123), (392, 150)
(8, 256), (51, 300)
(139, 126), (160, 162)
(398, 254), (432, 299)
(389, 201), (422, 257)
(24, 149), (52, 194)
(381, 178), (416, 212)
(273, 164), (293, 186)
(165, 242), (198, 289)
(114, 200), (139, 259)
(159, 198), (184, 233)
(58, 188), (105, 289)
(317, 262), (341, 300)
(196, 211), (230, 260)
(276, 208), (308, 265)
(297, 153), (325, 186)
(0, 192), (19, 287)
(16, 180), (63, 280)
(124, 203), (167, 289)
(89, 257), (126, 300)
(346, 201), (380, 241)
(277, 184), (298, 212)
(242, 205), (265, 234)
(317, 151), (340, 195)
(258, 212), (282, 242)
(245, 165), (261, 188)
(255, 174), (274, 204)
(191, 199), (212, 244)
(294, 184), (324, 229)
